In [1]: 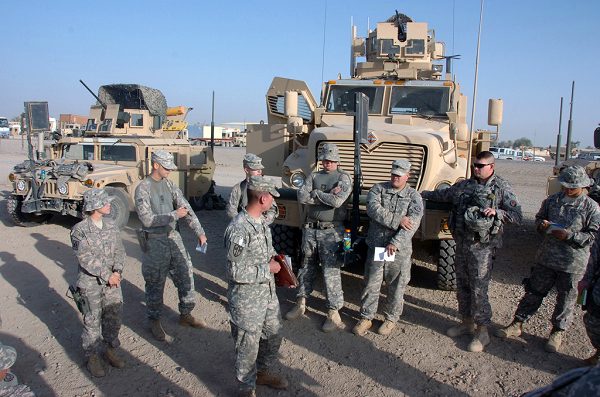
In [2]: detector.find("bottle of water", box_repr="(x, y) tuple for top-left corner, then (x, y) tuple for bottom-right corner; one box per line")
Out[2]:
(343, 228), (352, 251)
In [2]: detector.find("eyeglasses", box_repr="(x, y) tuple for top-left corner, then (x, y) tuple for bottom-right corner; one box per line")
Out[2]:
(473, 163), (493, 169)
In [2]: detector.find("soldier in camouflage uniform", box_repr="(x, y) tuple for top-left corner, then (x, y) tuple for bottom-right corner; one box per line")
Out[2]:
(70, 188), (125, 377)
(134, 150), (208, 342)
(497, 165), (600, 353)
(0, 342), (35, 396)
(522, 363), (600, 397)
(226, 153), (278, 224)
(224, 176), (288, 397)
(285, 143), (353, 332)
(353, 160), (423, 337)
(422, 151), (522, 352)
(581, 239), (600, 365)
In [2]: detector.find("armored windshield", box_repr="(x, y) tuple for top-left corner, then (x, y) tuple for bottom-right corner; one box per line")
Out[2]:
(326, 85), (384, 114)
(63, 143), (95, 161)
(390, 86), (450, 117)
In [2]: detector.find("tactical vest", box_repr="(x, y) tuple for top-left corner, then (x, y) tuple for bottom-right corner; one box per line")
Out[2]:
(454, 177), (502, 240)
(306, 169), (347, 223)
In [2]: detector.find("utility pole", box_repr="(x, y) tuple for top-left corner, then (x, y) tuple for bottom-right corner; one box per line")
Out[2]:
(554, 97), (564, 166)
(565, 81), (575, 159)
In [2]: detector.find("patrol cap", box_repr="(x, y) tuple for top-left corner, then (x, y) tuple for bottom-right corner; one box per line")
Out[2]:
(0, 343), (17, 370)
(243, 153), (264, 170)
(391, 159), (411, 176)
(151, 150), (177, 171)
(318, 143), (340, 162)
(247, 176), (280, 197)
(559, 165), (592, 189)
(83, 188), (114, 212)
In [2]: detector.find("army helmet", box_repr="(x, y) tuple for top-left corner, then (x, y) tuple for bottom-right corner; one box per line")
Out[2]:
(318, 143), (340, 162)
(559, 165), (592, 189)
(83, 188), (114, 212)
(463, 206), (494, 232)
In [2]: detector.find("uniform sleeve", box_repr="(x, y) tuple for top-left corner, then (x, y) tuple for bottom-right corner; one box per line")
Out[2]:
(497, 184), (523, 225)
(421, 184), (459, 203)
(567, 201), (600, 249)
(390, 190), (424, 247)
(170, 180), (206, 237)
(224, 224), (269, 284)
(111, 226), (126, 274)
(298, 173), (315, 205)
(226, 183), (242, 219)
(71, 225), (111, 282)
(314, 172), (352, 208)
(366, 184), (400, 230)
(584, 239), (600, 282)
(134, 182), (177, 228)
(534, 197), (550, 234)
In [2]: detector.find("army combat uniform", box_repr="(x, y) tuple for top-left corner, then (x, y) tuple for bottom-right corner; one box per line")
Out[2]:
(224, 177), (284, 394)
(0, 342), (35, 397)
(583, 239), (600, 364)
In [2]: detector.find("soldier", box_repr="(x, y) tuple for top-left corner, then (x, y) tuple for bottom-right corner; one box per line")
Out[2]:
(497, 165), (600, 353)
(135, 150), (208, 342)
(353, 160), (423, 336)
(285, 143), (353, 332)
(224, 176), (288, 397)
(421, 151), (522, 352)
(226, 153), (277, 224)
(71, 188), (125, 377)
(581, 239), (600, 365)
(0, 342), (35, 396)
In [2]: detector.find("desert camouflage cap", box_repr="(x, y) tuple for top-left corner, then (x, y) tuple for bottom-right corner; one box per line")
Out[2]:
(318, 143), (340, 162)
(247, 175), (280, 197)
(151, 150), (177, 171)
(559, 165), (592, 189)
(243, 153), (264, 170)
(391, 159), (411, 176)
(83, 188), (114, 212)
(0, 342), (17, 370)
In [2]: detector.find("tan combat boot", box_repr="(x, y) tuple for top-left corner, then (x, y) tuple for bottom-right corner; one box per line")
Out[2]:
(495, 320), (523, 338)
(352, 319), (372, 336)
(585, 349), (600, 365)
(150, 319), (166, 341)
(545, 329), (564, 353)
(179, 313), (207, 329)
(87, 354), (106, 378)
(467, 325), (490, 352)
(322, 309), (343, 332)
(105, 347), (125, 368)
(256, 371), (289, 390)
(446, 317), (476, 337)
(378, 320), (396, 336)
(285, 297), (306, 320)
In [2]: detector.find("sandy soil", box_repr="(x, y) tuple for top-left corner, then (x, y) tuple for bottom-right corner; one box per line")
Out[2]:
(0, 139), (594, 397)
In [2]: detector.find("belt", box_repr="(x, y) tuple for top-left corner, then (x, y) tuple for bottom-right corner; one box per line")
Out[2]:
(304, 221), (339, 230)
(146, 230), (175, 238)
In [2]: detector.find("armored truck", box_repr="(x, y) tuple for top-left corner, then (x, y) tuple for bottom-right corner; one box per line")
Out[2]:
(247, 12), (503, 290)
(7, 84), (215, 228)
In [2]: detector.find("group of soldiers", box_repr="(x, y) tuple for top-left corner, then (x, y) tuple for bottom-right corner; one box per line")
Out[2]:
(43, 145), (600, 396)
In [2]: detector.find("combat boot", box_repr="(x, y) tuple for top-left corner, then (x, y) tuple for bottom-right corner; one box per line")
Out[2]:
(150, 319), (166, 342)
(446, 317), (476, 337)
(322, 309), (343, 332)
(378, 320), (396, 336)
(256, 371), (289, 390)
(285, 297), (306, 320)
(352, 319), (372, 336)
(179, 313), (207, 329)
(87, 354), (106, 378)
(545, 329), (564, 353)
(467, 325), (490, 352)
(585, 349), (600, 365)
(237, 388), (256, 397)
(105, 347), (125, 368)
(495, 320), (523, 338)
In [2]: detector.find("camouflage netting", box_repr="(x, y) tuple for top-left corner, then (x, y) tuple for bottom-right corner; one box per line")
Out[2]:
(97, 84), (167, 118)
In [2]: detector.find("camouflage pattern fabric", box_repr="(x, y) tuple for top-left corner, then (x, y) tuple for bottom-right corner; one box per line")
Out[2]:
(224, 210), (282, 390)
(71, 217), (124, 356)
(534, 192), (600, 274)
(360, 182), (423, 321)
(135, 176), (205, 320)
(226, 179), (278, 225)
(422, 174), (522, 326)
(584, 313), (600, 351)
(0, 343), (16, 370)
(296, 168), (352, 310)
(522, 365), (600, 397)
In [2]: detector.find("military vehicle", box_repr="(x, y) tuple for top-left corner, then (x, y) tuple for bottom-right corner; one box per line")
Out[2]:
(247, 12), (503, 290)
(7, 83), (216, 228)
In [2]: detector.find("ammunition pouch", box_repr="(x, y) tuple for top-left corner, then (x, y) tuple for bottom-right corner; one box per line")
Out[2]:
(136, 228), (148, 252)
(67, 285), (91, 316)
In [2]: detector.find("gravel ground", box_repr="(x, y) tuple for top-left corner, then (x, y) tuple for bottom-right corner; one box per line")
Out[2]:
(0, 139), (593, 397)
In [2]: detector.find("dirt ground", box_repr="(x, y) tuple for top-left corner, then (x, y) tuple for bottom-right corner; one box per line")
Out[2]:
(0, 139), (595, 397)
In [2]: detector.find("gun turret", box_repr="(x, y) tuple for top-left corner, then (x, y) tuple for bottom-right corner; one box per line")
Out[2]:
(80, 79), (107, 110)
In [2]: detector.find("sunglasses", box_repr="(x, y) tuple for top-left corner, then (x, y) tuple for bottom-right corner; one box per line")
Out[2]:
(473, 163), (493, 169)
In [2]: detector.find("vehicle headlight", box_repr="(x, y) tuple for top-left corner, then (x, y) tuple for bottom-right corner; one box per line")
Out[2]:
(58, 184), (68, 195)
(16, 180), (27, 191)
(290, 172), (306, 188)
(435, 181), (452, 190)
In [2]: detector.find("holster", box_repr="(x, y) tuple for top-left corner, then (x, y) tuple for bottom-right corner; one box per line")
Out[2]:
(136, 228), (148, 252)
(67, 285), (91, 316)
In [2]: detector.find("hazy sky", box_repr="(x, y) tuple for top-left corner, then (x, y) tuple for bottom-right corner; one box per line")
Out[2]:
(2, 0), (598, 147)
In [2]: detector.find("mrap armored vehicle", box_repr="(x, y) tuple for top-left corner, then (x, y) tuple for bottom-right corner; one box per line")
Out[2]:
(248, 12), (503, 290)
(7, 84), (215, 228)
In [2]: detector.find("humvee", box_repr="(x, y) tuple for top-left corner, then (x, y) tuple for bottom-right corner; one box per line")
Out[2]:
(247, 12), (503, 290)
(7, 83), (215, 228)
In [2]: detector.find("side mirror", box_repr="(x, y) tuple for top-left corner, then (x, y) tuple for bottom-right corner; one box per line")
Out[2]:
(594, 126), (600, 149)
(488, 99), (503, 127)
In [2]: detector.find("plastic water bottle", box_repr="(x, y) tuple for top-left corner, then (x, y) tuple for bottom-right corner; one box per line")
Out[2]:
(343, 229), (352, 252)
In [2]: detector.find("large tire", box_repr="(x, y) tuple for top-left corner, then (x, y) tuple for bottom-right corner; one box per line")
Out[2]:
(6, 196), (52, 227)
(437, 239), (457, 291)
(271, 224), (302, 270)
(104, 187), (130, 229)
